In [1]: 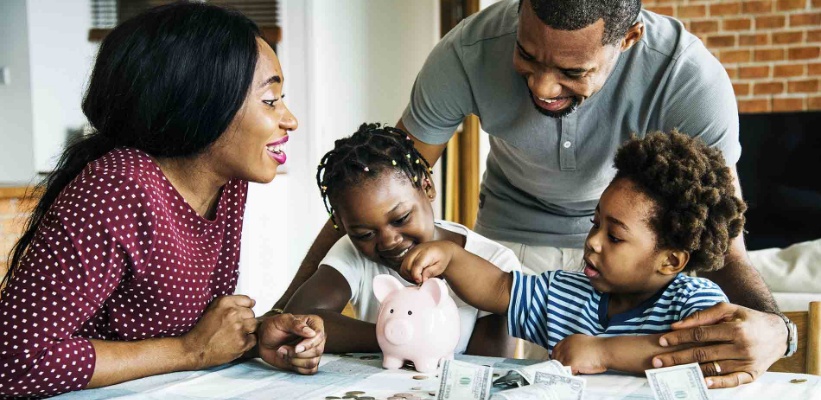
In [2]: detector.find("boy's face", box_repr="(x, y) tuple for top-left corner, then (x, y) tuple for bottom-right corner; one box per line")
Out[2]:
(583, 177), (672, 294)
(333, 172), (436, 271)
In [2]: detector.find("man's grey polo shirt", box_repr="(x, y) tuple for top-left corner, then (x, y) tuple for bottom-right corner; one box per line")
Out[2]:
(401, 0), (741, 248)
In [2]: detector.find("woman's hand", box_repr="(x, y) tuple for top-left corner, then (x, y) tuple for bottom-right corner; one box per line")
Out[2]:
(652, 303), (786, 388)
(400, 241), (458, 284)
(181, 295), (259, 369)
(552, 334), (608, 375)
(257, 313), (326, 375)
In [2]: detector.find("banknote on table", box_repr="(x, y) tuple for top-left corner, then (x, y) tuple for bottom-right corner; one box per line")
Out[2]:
(532, 371), (585, 400)
(437, 359), (493, 400)
(489, 384), (561, 400)
(644, 362), (711, 400)
(515, 360), (571, 384)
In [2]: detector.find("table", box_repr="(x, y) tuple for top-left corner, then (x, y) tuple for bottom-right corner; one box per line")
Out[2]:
(53, 354), (821, 400)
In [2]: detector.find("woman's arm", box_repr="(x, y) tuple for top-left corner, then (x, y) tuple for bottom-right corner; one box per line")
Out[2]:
(283, 265), (381, 353)
(402, 241), (512, 315)
(464, 315), (518, 357)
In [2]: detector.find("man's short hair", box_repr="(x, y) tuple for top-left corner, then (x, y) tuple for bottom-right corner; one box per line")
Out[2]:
(521, 0), (641, 45)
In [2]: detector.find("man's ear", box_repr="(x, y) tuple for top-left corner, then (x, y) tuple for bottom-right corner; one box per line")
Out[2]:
(658, 249), (690, 275)
(620, 22), (644, 52)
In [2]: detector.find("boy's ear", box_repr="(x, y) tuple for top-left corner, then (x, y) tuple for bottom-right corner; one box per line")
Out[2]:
(658, 250), (690, 275)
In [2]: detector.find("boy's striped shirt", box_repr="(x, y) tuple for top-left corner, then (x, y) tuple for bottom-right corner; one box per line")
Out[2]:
(507, 271), (728, 354)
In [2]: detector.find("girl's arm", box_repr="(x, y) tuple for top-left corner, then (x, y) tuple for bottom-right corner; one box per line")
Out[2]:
(283, 265), (380, 353)
(402, 241), (512, 315)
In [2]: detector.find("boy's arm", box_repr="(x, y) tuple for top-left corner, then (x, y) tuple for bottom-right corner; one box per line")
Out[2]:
(552, 333), (693, 375)
(402, 241), (512, 315)
(283, 266), (380, 353)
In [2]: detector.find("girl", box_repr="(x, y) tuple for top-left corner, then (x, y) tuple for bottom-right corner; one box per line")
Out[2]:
(0, 3), (323, 398)
(403, 131), (746, 376)
(284, 123), (521, 356)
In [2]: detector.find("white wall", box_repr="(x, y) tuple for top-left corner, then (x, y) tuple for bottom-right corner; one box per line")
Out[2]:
(0, 0), (36, 183)
(26, 0), (98, 173)
(236, 0), (441, 314)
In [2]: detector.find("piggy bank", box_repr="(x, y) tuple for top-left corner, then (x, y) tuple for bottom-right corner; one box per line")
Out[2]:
(373, 274), (461, 373)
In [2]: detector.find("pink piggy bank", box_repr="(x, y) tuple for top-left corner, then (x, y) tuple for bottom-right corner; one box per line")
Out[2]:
(373, 274), (461, 373)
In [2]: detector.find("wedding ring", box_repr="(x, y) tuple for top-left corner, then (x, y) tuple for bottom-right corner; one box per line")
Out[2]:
(712, 361), (722, 375)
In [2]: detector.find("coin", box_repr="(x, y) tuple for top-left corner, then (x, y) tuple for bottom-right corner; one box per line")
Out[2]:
(345, 391), (366, 396)
(412, 375), (429, 380)
(428, 392), (437, 396)
(393, 394), (415, 398)
(324, 397), (341, 400)
(790, 378), (808, 384)
(358, 397), (375, 400)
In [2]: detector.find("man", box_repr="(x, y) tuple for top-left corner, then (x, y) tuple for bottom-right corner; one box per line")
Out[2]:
(272, 0), (792, 387)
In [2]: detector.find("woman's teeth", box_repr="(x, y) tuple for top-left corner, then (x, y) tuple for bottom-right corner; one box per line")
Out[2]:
(267, 143), (286, 154)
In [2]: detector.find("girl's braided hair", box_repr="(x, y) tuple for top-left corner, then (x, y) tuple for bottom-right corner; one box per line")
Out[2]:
(614, 130), (747, 273)
(316, 123), (433, 230)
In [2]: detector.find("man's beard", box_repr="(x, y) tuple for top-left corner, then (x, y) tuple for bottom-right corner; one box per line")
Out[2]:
(529, 90), (581, 119)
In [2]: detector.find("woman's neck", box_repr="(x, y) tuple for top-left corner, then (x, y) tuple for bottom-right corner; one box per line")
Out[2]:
(153, 154), (228, 219)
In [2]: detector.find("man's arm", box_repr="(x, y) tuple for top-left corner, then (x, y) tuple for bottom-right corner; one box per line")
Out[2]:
(699, 166), (779, 313)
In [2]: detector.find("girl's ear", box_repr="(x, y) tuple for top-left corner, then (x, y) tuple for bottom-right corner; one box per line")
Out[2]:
(658, 250), (690, 275)
(423, 177), (437, 201)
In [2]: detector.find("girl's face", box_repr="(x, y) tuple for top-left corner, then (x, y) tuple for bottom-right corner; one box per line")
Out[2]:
(583, 177), (675, 295)
(333, 172), (436, 271)
(209, 37), (298, 183)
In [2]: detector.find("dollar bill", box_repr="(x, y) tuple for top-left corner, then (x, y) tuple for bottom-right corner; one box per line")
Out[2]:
(489, 384), (561, 400)
(515, 360), (571, 384)
(437, 359), (493, 400)
(645, 363), (710, 400)
(533, 371), (585, 400)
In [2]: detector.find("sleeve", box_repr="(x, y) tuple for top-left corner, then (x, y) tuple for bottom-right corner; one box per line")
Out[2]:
(678, 280), (730, 320)
(319, 236), (367, 301)
(659, 42), (741, 166)
(506, 270), (552, 349)
(0, 170), (155, 398)
(400, 19), (477, 145)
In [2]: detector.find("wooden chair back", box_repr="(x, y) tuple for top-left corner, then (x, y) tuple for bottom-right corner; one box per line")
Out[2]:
(769, 301), (820, 375)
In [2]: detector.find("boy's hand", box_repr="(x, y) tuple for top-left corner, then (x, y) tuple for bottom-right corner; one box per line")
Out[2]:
(552, 334), (608, 375)
(400, 241), (458, 284)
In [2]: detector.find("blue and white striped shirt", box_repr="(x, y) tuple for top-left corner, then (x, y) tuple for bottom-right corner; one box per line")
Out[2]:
(507, 271), (728, 355)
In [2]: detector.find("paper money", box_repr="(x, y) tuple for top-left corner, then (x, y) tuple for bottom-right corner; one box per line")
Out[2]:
(489, 384), (561, 400)
(515, 360), (572, 384)
(645, 363), (710, 400)
(532, 371), (585, 400)
(436, 359), (493, 400)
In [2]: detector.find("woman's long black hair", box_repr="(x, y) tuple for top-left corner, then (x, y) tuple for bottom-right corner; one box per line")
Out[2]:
(2, 2), (261, 290)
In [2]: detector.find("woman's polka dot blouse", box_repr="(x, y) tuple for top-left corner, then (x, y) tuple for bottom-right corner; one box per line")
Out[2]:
(0, 148), (248, 398)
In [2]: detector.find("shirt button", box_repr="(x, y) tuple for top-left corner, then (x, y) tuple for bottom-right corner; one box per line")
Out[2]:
(563, 141), (572, 148)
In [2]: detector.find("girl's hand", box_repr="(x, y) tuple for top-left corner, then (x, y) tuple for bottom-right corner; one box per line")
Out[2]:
(400, 241), (458, 284)
(181, 295), (259, 369)
(552, 334), (608, 375)
(258, 313), (326, 375)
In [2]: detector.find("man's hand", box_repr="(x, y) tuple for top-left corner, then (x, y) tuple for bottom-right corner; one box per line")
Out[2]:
(400, 241), (458, 284)
(652, 302), (786, 388)
(552, 334), (608, 375)
(257, 313), (326, 375)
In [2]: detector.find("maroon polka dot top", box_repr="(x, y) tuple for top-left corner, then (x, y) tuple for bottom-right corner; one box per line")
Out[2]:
(0, 148), (248, 398)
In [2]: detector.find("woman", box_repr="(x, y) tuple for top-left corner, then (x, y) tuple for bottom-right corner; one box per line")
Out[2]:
(0, 3), (325, 398)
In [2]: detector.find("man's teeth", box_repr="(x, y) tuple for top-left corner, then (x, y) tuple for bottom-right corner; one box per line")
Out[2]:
(388, 248), (410, 259)
(266, 143), (286, 154)
(539, 97), (559, 104)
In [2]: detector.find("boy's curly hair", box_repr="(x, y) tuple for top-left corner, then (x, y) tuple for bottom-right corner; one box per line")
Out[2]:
(614, 131), (747, 273)
(315, 123), (433, 230)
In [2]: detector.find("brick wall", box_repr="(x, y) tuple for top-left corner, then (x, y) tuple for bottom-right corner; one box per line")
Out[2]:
(643, 0), (821, 113)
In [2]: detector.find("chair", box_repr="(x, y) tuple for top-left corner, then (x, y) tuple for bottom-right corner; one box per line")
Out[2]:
(768, 301), (820, 375)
